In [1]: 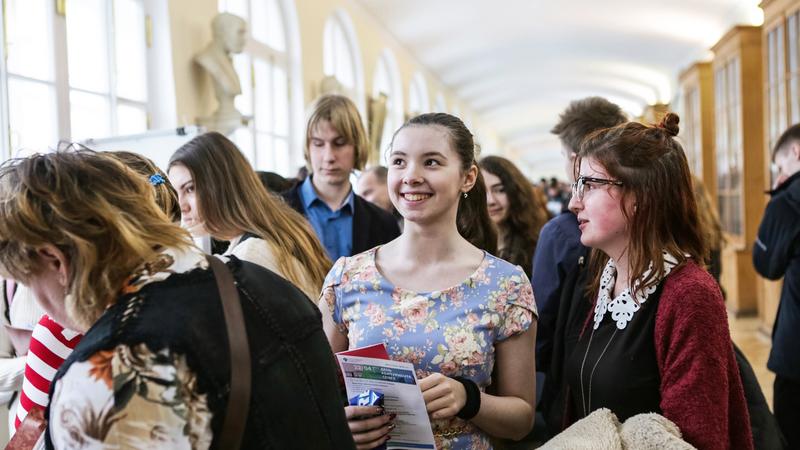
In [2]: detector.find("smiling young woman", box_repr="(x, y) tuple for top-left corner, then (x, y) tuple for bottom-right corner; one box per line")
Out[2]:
(319, 113), (537, 450)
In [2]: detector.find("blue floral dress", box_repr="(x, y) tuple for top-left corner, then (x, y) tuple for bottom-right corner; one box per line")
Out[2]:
(321, 247), (537, 450)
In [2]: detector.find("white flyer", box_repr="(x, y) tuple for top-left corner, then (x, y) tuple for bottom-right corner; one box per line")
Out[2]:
(336, 354), (437, 449)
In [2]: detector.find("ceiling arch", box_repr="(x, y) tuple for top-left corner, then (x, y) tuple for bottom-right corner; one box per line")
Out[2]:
(355, 0), (763, 177)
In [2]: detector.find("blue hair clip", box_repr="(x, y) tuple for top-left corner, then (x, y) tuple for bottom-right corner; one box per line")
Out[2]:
(149, 174), (165, 186)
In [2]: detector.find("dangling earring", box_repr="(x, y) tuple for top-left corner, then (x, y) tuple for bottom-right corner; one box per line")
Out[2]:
(463, 192), (468, 199)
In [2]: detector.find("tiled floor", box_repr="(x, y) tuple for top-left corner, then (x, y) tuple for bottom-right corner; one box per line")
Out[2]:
(729, 314), (774, 407)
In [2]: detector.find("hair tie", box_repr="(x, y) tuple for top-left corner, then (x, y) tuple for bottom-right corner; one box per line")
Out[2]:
(149, 174), (165, 186)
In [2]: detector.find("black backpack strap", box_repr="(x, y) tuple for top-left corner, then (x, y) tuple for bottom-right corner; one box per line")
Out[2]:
(205, 255), (251, 449)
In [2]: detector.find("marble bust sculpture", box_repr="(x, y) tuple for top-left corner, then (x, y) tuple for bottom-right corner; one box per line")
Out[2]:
(195, 13), (250, 135)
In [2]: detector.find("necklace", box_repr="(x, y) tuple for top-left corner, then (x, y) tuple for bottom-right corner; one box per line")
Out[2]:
(578, 321), (618, 417)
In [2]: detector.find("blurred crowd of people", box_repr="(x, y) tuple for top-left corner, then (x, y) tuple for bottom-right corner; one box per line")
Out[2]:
(0, 94), (795, 450)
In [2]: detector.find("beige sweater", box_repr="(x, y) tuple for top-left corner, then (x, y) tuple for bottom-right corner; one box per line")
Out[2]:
(540, 408), (696, 450)
(223, 235), (320, 301)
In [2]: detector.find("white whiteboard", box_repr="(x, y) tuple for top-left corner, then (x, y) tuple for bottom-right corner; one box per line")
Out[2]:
(82, 126), (204, 171)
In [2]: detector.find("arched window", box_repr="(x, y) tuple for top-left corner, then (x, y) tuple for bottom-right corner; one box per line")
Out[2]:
(322, 10), (364, 113)
(372, 49), (403, 161)
(434, 93), (447, 113)
(408, 72), (429, 116)
(219, 0), (301, 175)
(1, 0), (152, 158)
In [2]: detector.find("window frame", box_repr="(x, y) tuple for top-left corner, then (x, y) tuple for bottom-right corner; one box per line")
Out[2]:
(322, 8), (366, 118)
(0, 0), (153, 158)
(219, 0), (301, 175)
(408, 71), (429, 116)
(372, 48), (403, 162)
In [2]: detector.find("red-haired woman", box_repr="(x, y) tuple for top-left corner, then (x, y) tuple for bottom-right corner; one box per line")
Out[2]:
(554, 113), (752, 449)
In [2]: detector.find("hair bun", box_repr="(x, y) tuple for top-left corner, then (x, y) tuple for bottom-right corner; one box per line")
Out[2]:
(658, 112), (680, 137)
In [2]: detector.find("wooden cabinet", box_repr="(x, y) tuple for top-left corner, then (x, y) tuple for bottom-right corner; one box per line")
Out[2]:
(638, 103), (669, 124)
(711, 26), (766, 316)
(758, 0), (800, 333)
(679, 62), (716, 202)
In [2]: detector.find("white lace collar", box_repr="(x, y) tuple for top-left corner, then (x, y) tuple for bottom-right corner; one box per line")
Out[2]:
(593, 252), (678, 330)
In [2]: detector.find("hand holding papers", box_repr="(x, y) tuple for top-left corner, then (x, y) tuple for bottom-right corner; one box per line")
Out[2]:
(337, 345), (437, 449)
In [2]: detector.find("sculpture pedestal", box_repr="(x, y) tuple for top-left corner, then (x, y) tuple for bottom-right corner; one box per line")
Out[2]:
(197, 113), (253, 136)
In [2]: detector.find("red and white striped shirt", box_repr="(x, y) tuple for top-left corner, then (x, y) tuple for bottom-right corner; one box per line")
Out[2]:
(14, 315), (82, 430)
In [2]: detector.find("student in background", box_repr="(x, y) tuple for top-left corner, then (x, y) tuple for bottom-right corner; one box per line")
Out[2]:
(0, 283), (42, 439)
(692, 176), (725, 284)
(283, 95), (400, 261)
(356, 165), (403, 228)
(479, 155), (549, 276)
(356, 166), (393, 213)
(753, 123), (800, 449)
(169, 131), (331, 300)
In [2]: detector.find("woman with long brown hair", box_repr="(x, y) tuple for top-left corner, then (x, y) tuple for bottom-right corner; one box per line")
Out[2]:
(479, 155), (549, 275)
(168, 132), (331, 300)
(321, 113), (536, 449)
(553, 113), (751, 449)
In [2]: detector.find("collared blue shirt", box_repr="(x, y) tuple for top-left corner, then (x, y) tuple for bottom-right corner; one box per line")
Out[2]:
(299, 176), (355, 261)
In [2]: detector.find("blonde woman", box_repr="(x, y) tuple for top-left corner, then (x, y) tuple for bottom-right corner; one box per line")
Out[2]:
(168, 132), (331, 300)
(0, 150), (354, 448)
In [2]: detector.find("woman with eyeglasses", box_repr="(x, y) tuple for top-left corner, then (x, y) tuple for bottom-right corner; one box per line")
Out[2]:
(551, 113), (752, 449)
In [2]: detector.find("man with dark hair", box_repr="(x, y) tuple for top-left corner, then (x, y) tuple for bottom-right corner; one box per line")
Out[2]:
(753, 123), (800, 449)
(532, 97), (627, 373)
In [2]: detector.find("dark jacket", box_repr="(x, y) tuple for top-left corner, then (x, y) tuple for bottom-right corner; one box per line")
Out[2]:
(282, 182), (400, 256)
(753, 171), (800, 381)
(530, 211), (588, 372)
(46, 257), (355, 450)
(733, 343), (787, 449)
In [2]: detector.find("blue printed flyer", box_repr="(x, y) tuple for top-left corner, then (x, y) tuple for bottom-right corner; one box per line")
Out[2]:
(336, 353), (436, 449)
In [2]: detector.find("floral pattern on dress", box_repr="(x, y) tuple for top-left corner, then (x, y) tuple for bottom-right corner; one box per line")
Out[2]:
(320, 247), (537, 450)
(50, 343), (213, 449)
(49, 244), (214, 449)
(121, 246), (208, 295)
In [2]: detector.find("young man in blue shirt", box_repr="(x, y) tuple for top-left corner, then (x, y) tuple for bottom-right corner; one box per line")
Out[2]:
(283, 95), (399, 261)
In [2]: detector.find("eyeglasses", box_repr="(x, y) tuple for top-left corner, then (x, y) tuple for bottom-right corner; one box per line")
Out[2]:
(570, 176), (623, 201)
